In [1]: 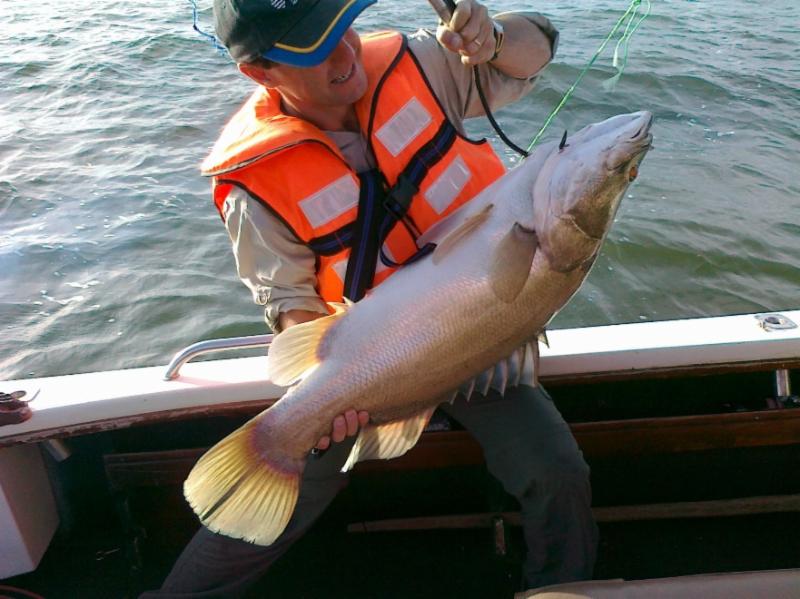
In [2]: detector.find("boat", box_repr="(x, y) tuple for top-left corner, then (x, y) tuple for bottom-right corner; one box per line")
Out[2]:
(1, 309), (798, 597)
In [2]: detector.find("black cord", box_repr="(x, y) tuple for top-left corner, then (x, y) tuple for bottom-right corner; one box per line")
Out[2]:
(473, 65), (529, 158)
(435, 1), (528, 158)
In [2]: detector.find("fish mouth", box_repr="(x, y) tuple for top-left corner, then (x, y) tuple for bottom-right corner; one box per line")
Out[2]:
(628, 112), (654, 155)
(631, 112), (654, 140)
(610, 112), (654, 171)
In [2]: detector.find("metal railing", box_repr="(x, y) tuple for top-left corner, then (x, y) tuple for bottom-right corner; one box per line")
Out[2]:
(161, 312), (798, 383)
(163, 334), (273, 381)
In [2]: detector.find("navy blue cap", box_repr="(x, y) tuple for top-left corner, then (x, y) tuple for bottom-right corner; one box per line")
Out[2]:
(214, 0), (377, 67)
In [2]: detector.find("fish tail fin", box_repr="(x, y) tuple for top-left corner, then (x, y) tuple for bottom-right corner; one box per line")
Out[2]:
(341, 407), (436, 472)
(184, 417), (304, 546)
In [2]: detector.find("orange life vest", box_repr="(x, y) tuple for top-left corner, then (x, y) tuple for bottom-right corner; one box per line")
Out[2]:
(202, 31), (505, 304)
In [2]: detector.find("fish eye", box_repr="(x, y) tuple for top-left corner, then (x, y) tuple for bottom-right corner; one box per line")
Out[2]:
(628, 164), (639, 182)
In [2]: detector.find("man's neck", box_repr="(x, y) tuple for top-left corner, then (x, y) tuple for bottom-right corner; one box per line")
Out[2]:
(280, 96), (360, 133)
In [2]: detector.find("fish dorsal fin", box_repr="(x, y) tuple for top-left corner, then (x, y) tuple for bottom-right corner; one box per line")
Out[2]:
(341, 406), (436, 472)
(522, 340), (539, 388)
(493, 359), (509, 396)
(431, 203), (494, 265)
(459, 377), (476, 402)
(267, 303), (349, 386)
(457, 342), (538, 402)
(538, 329), (550, 348)
(490, 222), (538, 303)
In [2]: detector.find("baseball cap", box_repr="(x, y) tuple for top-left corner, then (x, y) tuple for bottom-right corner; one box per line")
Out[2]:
(214, 0), (377, 67)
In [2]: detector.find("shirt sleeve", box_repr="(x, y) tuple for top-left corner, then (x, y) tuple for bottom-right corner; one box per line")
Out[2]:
(407, 12), (559, 126)
(222, 186), (329, 333)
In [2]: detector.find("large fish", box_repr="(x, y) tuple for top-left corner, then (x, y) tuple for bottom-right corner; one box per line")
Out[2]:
(184, 110), (654, 545)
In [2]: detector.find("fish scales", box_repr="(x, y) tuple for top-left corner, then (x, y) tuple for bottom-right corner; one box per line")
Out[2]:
(184, 111), (654, 545)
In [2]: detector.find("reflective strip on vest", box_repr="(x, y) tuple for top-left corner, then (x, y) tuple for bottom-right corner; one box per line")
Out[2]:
(424, 154), (473, 214)
(374, 97), (432, 157)
(298, 175), (359, 228)
(332, 257), (348, 283)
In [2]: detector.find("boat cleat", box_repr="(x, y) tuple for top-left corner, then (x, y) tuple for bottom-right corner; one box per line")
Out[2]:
(0, 389), (35, 426)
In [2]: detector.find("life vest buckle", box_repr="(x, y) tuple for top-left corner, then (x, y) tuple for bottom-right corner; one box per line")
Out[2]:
(383, 173), (418, 220)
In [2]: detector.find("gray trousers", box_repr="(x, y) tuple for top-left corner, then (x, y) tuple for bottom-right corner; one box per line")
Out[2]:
(140, 385), (597, 597)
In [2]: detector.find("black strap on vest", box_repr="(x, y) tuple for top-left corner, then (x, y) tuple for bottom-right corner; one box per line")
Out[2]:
(339, 120), (458, 301)
(377, 121), (457, 269)
(381, 121), (457, 228)
(342, 170), (387, 301)
(307, 223), (355, 256)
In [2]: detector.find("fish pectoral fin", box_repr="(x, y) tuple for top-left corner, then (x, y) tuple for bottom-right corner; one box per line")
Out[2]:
(341, 406), (436, 473)
(267, 303), (349, 386)
(489, 222), (538, 303)
(184, 417), (303, 546)
(431, 203), (494, 265)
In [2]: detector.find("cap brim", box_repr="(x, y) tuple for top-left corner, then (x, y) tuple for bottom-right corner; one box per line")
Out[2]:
(263, 0), (376, 67)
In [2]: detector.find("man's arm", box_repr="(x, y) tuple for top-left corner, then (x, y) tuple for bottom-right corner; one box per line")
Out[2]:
(489, 12), (554, 78)
(224, 189), (369, 450)
(409, 8), (558, 126)
(278, 309), (328, 331)
(222, 186), (329, 333)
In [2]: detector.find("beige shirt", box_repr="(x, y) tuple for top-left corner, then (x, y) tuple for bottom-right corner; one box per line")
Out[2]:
(220, 15), (558, 332)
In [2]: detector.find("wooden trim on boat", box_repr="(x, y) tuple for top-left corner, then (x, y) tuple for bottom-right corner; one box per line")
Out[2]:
(570, 408), (800, 458)
(101, 408), (800, 492)
(0, 399), (277, 448)
(544, 357), (800, 385)
(354, 408), (800, 472)
(346, 493), (800, 532)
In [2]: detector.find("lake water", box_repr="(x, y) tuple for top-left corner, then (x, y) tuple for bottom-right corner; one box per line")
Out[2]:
(1, 0), (798, 380)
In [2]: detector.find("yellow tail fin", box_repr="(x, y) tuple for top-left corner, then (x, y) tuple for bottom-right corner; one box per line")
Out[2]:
(183, 418), (303, 546)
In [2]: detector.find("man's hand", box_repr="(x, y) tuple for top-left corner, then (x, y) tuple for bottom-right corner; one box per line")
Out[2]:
(315, 409), (370, 451)
(435, 2), (554, 79)
(436, 0), (496, 66)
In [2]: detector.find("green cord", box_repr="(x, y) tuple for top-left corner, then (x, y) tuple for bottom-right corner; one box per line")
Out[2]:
(604, 0), (651, 91)
(527, 0), (650, 152)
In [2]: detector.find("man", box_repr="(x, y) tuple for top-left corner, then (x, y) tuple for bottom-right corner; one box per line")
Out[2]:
(143, 0), (596, 596)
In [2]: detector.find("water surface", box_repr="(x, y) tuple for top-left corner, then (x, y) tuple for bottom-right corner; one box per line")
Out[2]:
(1, 0), (798, 379)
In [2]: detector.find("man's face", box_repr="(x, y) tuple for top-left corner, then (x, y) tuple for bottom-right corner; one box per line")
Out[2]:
(262, 28), (368, 110)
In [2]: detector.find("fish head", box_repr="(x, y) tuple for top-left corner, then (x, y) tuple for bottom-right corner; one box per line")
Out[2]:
(532, 111), (653, 272)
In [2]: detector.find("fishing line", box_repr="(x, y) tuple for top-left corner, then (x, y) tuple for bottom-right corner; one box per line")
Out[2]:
(432, 0), (649, 157)
(188, 0), (227, 54)
(603, 0), (651, 91)
(526, 0), (651, 151)
(474, 64), (531, 157)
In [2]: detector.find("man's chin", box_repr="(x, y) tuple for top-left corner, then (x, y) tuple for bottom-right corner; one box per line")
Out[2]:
(338, 77), (368, 105)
